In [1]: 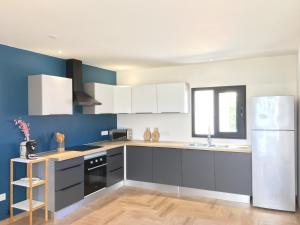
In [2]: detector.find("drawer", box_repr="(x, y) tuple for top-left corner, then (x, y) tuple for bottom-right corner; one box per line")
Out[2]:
(107, 147), (123, 157)
(107, 167), (124, 187)
(55, 163), (84, 191)
(107, 154), (124, 171)
(55, 156), (84, 171)
(55, 182), (84, 211)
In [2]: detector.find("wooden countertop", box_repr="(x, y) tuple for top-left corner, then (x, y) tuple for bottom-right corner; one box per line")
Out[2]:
(122, 140), (251, 153)
(37, 140), (251, 161)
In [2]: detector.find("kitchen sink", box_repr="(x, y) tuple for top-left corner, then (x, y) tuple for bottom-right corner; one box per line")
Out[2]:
(187, 143), (245, 149)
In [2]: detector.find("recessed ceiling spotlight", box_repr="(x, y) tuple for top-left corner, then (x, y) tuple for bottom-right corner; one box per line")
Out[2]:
(58, 50), (62, 54)
(48, 34), (57, 40)
(209, 58), (214, 62)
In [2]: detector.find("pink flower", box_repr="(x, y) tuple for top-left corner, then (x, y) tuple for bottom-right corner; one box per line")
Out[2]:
(14, 119), (30, 141)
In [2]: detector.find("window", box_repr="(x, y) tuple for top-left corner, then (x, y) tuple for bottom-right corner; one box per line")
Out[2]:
(192, 85), (246, 139)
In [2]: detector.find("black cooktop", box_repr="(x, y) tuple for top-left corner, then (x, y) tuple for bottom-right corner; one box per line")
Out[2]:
(65, 145), (102, 151)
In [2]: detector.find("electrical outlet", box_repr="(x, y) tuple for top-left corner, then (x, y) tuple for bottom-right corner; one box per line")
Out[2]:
(101, 130), (109, 136)
(0, 193), (6, 202)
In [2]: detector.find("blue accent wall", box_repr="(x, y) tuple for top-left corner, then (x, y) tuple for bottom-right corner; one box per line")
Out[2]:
(0, 44), (117, 220)
(82, 64), (116, 84)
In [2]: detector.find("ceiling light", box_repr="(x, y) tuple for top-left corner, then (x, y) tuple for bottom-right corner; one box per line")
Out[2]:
(58, 50), (62, 54)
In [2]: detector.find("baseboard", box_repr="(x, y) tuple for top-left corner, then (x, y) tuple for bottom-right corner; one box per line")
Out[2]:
(179, 186), (250, 203)
(124, 180), (251, 204)
(0, 211), (28, 225)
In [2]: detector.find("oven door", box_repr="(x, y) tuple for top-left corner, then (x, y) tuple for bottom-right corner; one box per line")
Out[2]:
(84, 162), (107, 196)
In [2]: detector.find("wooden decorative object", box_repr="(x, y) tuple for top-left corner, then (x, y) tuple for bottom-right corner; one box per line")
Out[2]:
(143, 128), (151, 141)
(152, 128), (160, 142)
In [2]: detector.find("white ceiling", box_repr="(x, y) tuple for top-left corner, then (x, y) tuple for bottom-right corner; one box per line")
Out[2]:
(0, 0), (299, 71)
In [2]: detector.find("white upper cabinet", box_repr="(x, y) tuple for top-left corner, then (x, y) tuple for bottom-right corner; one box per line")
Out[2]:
(28, 75), (73, 115)
(114, 86), (132, 114)
(132, 84), (157, 113)
(157, 82), (189, 113)
(83, 83), (114, 114)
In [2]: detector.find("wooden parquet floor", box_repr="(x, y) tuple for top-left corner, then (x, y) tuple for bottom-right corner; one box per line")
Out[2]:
(10, 187), (300, 225)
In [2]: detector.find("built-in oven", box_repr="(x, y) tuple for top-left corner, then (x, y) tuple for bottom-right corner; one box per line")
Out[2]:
(84, 152), (107, 196)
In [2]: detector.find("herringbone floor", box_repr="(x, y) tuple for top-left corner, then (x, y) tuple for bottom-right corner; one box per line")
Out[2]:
(10, 187), (300, 225)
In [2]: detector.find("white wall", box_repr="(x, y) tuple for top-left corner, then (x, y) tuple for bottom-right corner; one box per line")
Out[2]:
(117, 55), (298, 144)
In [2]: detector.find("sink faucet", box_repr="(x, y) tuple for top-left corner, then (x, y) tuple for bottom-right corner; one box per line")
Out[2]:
(207, 134), (213, 147)
(207, 128), (213, 147)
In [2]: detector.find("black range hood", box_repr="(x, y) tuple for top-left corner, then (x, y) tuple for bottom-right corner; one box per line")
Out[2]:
(66, 59), (101, 106)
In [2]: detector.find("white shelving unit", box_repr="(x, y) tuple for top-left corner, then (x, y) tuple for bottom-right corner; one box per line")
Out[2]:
(12, 199), (45, 212)
(12, 179), (46, 188)
(10, 157), (48, 225)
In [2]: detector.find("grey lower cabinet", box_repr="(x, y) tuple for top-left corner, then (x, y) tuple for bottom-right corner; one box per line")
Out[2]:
(107, 147), (124, 187)
(126, 146), (252, 196)
(153, 148), (182, 186)
(214, 152), (252, 195)
(54, 156), (84, 211)
(181, 150), (215, 191)
(126, 146), (153, 182)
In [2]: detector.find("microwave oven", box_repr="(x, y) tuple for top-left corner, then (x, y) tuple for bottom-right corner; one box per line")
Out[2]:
(109, 129), (132, 141)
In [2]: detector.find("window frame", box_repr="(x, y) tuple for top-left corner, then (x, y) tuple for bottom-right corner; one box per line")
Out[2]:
(191, 85), (246, 139)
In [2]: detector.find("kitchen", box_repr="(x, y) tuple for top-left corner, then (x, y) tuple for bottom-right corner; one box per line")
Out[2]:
(0, 1), (300, 225)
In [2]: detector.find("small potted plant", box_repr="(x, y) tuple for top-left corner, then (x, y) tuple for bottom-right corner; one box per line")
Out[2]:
(14, 119), (33, 159)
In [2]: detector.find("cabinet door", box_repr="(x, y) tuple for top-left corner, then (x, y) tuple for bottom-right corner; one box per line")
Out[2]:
(153, 148), (181, 186)
(107, 147), (124, 171)
(126, 146), (153, 182)
(28, 75), (73, 115)
(55, 157), (84, 211)
(182, 150), (215, 191)
(43, 75), (73, 115)
(107, 147), (124, 187)
(55, 182), (84, 211)
(157, 83), (189, 113)
(215, 152), (252, 195)
(114, 86), (132, 113)
(83, 83), (114, 114)
(132, 84), (157, 113)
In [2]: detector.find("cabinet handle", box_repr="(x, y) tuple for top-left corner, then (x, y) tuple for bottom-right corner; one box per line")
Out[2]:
(160, 112), (181, 113)
(135, 112), (153, 114)
(58, 182), (82, 191)
(87, 163), (107, 171)
(108, 153), (123, 158)
(59, 164), (82, 171)
(109, 167), (123, 173)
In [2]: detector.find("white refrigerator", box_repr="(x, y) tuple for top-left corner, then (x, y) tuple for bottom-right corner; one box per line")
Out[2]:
(251, 96), (296, 211)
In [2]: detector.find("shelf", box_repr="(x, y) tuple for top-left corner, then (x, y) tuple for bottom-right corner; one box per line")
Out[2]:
(12, 200), (45, 211)
(11, 157), (45, 164)
(10, 156), (48, 225)
(12, 179), (45, 188)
